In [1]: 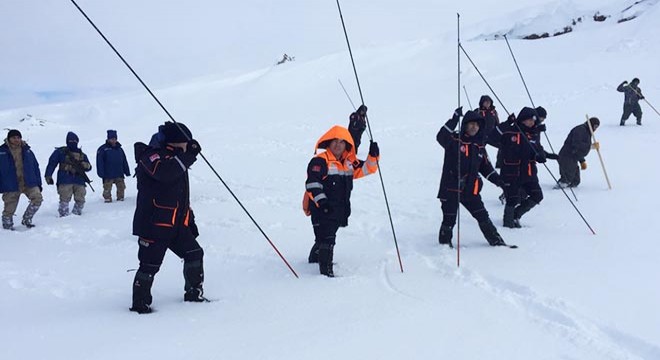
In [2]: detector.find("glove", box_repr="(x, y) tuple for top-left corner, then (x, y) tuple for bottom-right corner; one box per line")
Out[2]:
(357, 104), (368, 116)
(580, 161), (587, 170)
(45, 176), (54, 185)
(39, 186), (43, 193)
(368, 141), (379, 157)
(507, 113), (516, 122)
(187, 139), (201, 157)
(536, 123), (547, 132)
(535, 153), (547, 163)
(640, 96), (645, 100)
(591, 142), (600, 150)
(454, 106), (463, 117)
(545, 153), (559, 160)
(622, 81), (628, 85)
(318, 200), (333, 215)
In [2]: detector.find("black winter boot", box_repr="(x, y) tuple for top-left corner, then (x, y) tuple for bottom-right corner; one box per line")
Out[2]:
(503, 205), (516, 228)
(514, 199), (538, 223)
(308, 242), (320, 263)
(318, 243), (335, 277)
(478, 220), (507, 246)
(438, 225), (454, 248)
(183, 260), (207, 302)
(130, 272), (154, 314)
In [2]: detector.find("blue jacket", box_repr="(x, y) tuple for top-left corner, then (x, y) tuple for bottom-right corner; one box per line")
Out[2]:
(0, 141), (42, 192)
(45, 147), (92, 186)
(96, 141), (131, 179)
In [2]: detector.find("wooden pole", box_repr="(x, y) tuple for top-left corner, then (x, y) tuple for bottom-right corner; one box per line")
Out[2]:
(586, 114), (612, 190)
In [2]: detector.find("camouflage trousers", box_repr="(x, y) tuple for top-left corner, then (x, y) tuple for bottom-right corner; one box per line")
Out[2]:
(58, 184), (86, 216)
(2, 186), (43, 218)
(103, 178), (126, 201)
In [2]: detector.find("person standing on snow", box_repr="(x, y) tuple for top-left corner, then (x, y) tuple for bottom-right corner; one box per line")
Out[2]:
(96, 130), (131, 203)
(347, 104), (368, 153)
(130, 122), (206, 314)
(555, 117), (600, 188)
(45, 132), (92, 217)
(0, 130), (43, 230)
(436, 107), (509, 248)
(617, 78), (644, 126)
(303, 125), (379, 277)
(488, 107), (547, 228)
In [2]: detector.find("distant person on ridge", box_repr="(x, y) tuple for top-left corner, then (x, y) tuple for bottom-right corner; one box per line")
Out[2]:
(436, 107), (509, 248)
(303, 125), (379, 277)
(96, 130), (131, 203)
(348, 104), (368, 153)
(617, 78), (644, 126)
(0, 129), (43, 230)
(555, 117), (600, 189)
(130, 121), (206, 314)
(45, 132), (92, 217)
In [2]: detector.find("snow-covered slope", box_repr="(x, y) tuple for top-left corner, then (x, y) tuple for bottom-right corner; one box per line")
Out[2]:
(1, 1), (659, 359)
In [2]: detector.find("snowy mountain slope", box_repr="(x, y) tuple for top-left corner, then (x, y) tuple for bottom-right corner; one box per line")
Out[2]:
(1, 1), (659, 359)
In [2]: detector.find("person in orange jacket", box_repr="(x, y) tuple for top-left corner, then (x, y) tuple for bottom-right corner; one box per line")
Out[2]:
(303, 125), (379, 277)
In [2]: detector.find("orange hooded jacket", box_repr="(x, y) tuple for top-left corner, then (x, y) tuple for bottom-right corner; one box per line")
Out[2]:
(303, 125), (379, 217)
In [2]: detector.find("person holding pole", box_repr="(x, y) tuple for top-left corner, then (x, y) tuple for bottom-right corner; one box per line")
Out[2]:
(303, 125), (379, 277)
(130, 122), (206, 313)
(555, 117), (600, 189)
(489, 107), (547, 229)
(617, 78), (644, 126)
(436, 108), (509, 248)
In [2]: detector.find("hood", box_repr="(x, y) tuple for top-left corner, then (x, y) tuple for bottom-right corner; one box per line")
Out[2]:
(478, 95), (494, 109)
(460, 110), (486, 141)
(314, 125), (356, 158)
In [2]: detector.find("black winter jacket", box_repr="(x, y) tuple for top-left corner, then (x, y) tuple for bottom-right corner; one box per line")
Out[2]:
(132, 144), (198, 241)
(488, 120), (546, 184)
(558, 123), (592, 162)
(437, 113), (501, 199)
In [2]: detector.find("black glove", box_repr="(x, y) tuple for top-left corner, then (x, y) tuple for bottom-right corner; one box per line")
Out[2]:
(45, 176), (54, 185)
(357, 104), (368, 116)
(189, 210), (199, 238)
(640, 96), (645, 100)
(369, 141), (379, 157)
(536, 123), (547, 132)
(545, 153), (559, 160)
(507, 113), (516, 122)
(454, 106), (463, 117)
(535, 153), (547, 163)
(318, 200), (333, 215)
(187, 139), (201, 157)
(39, 186), (43, 193)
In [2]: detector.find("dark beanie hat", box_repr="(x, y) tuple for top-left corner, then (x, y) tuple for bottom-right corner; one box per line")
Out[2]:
(517, 107), (536, 121)
(162, 122), (192, 143)
(107, 130), (118, 140)
(7, 129), (22, 139)
(587, 117), (600, 128)
(535, 106), (547, 119)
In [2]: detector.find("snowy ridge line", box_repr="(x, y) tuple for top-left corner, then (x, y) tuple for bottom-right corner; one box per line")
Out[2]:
(471, 0), (660, 41)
